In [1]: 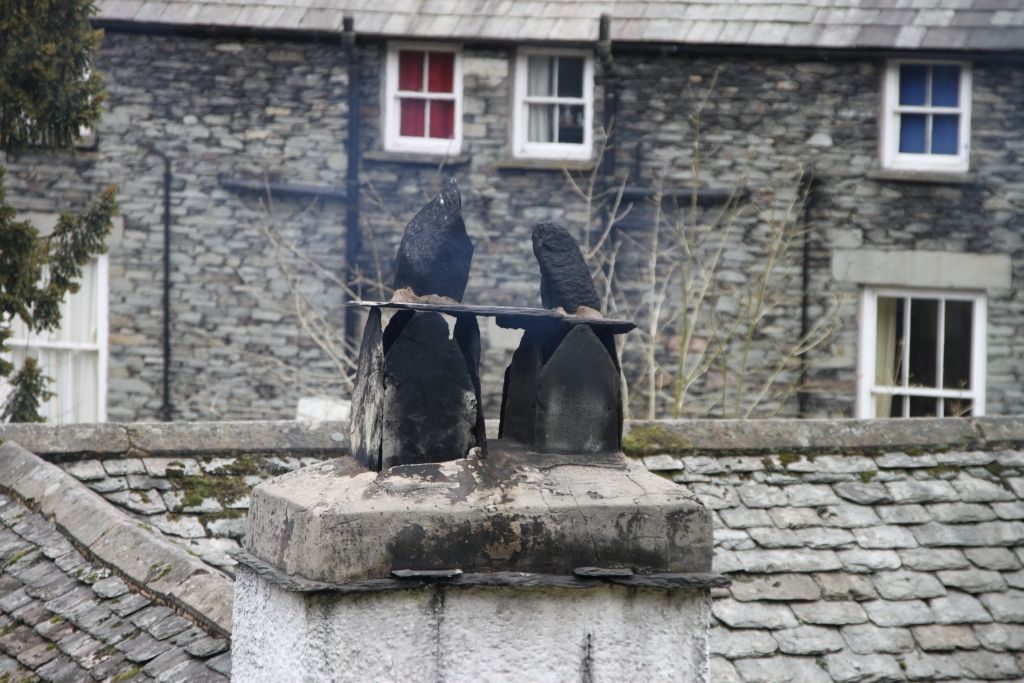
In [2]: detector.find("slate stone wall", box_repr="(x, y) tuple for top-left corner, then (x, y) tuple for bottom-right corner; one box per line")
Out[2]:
(2, 30), (1022, 421)
(1, 33), (351, 421)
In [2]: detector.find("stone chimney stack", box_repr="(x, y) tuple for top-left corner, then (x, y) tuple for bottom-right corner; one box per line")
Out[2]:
(231, 184), (719, 682)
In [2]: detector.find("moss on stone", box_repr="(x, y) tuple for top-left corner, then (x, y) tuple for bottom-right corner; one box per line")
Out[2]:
(2, 548), (32, 568)
(858, 470), (878, 483)
(622, 424), (693, 456)
(165, 455), (281, 509)
(111, 665), (142, 682)
(145, 562), (172, 583)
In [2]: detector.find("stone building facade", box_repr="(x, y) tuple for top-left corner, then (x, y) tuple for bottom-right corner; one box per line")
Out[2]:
(1, 1), (1022, 422)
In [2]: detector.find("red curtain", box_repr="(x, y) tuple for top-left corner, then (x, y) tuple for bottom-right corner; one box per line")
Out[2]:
(429, 100), (454, 139)
(427, 52), (454, 93)
(400, 99), (425, 137)
(398, 51), (423, 91)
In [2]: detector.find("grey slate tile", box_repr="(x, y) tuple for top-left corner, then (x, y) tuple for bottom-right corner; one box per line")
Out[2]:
(119, 631), (174, 663)
(921, 26), (972, 47)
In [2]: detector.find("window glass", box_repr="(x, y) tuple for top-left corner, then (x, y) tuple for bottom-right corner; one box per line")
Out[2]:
(527, 56), (554, 96)
(909, 396), (938, 417)
(867, 291), (981, 418)
(908, 298), (938, 388)
(557, 57), (584, 98)
(932, 65), (960, 107)
(899, 64), (927, 105)
(429, 100), (454, 138)
(398, 51), (423, 91)
(390, 47), (458, 146)
(899, 114), (927, 154)
(427, 52), (454, 93)
(400, 99), (425, 137)
(1, 257), (104, 423)
(931, 115), (959, 155)
(943, 300), (972, 389)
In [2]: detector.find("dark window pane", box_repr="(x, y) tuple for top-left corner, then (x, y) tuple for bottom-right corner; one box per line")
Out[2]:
(909, 298), (938, 388)
(899, 114), (927, 154)
(399, 98), (425, 137)
(932, 65), (960, 107)
(398, 51), (424, 91)
(889, 395), (905, 418)
(557, 57), (584, 98)
(557, 104), (584, 144)
(428, 100), (454, 139)
(932, 114), (959, 155)
(943, 300), (972, 390)
(427, 52), (454, 93)
(527, 56), (554, 96)
(899, 64), (927, 105)
(910, 396), (939, 417)
(944, 398), (972, 417)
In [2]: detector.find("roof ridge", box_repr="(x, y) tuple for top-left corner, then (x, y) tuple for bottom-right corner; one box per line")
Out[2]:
(0, 441), (233, 637)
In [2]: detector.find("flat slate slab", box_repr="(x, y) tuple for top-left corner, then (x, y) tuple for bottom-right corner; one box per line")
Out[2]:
(346, 300), (636, 334)
(244, 440), (711, 585)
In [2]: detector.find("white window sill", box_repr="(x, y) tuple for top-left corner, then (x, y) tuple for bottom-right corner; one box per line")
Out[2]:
(494, 158), (597, 172)
(363, 150), (471, 166)
(868, 168), (976, 185)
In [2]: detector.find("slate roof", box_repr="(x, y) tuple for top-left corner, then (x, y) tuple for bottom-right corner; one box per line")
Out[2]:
(93, 0), (1024, 51)
(0, 492), (229, 682)
(639, 435), (1024, 682)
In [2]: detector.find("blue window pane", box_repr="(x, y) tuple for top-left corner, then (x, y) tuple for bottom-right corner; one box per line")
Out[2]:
(899, 65), (927, 105)
(899, 114), (927, 153)
(932, 65), (960, 107)
(932, 114), (959, 155)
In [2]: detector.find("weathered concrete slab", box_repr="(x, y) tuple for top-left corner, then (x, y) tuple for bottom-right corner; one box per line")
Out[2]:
(0, 420), (349, 460)
(623, 418), (984, 456)
(244, 440), (711, 584)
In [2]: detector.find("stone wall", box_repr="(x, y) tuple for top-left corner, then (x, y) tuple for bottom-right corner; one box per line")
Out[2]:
(2, 29), (1022, 421)
(2, 33), (351, 421)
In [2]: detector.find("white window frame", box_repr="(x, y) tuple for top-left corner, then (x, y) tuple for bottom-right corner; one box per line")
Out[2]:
(513, 48), (594, 160)
(1, 254), (108, 423)
(383, 41), (463, 155)
(880, 60), (972, 173)
(856, 287), (986, 419)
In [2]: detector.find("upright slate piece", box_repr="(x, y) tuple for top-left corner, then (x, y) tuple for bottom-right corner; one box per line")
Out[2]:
(381, 312), (479, 468)
(349, 308), (384, 470)
(498, 329), (544, 444)
(534, 324), (620, 454)
(532, 222), (600, 314)
(393, 178), (474, 302)
(454, 314), (487, 453)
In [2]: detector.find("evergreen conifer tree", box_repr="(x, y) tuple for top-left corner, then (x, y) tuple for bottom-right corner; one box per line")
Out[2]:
(0, 0), (117, 422)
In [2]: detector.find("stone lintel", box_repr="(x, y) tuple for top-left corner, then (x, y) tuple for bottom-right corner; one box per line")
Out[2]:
(832, 248), (1012, 292)
(243, 440), (712, 585)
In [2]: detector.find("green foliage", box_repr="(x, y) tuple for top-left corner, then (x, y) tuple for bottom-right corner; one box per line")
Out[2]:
(0, 357), (51, 423)
(0, 0), (116, 422)
(0, 0), (106, 150)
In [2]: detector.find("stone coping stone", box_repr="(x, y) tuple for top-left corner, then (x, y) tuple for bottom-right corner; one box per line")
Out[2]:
(0, 420), (349, 460)
(0, 440), (234, 637)
(244, 440), (712, 584)
(6, 416), (1024, 463)
(622, 418), (986, 456)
